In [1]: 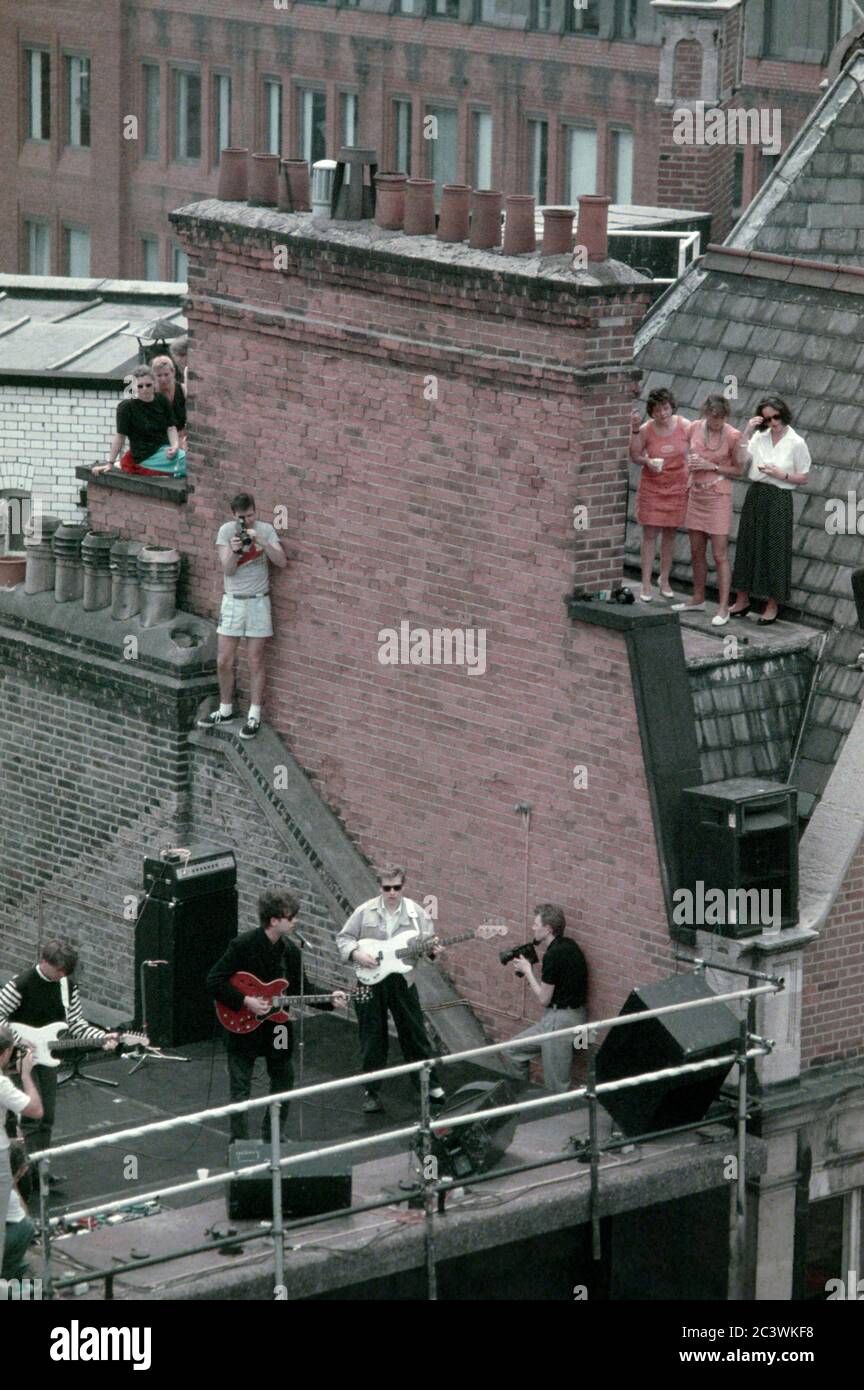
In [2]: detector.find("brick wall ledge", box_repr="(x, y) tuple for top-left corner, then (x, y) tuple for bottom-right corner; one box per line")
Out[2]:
(565, 594), (676, 630)
(77, 466), (193, 504)
(171, 201), (649, 295)
(0, 588), (218, 682)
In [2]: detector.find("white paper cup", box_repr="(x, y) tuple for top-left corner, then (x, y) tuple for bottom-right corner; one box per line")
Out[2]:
(649, 457), (665, 472)
(197, 1168), (210, 1182)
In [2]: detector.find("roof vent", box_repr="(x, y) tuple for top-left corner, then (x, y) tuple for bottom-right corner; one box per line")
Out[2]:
(311, 160), (338, 221)
(331, 147), (378, 221)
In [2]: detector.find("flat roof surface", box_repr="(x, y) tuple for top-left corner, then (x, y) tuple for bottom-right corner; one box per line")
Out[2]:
(0, 275), (186, 376)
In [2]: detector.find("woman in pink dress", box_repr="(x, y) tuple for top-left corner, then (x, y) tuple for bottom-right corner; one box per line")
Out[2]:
(630, 388), (689, 601)
(672, 396), (747, 626)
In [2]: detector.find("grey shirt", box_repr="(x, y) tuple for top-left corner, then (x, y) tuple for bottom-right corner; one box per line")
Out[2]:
(216, 520), (279, 596)
(337, 896), (435, 974)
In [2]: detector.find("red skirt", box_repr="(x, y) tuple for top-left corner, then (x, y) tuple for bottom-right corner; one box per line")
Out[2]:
(636, 463), (688, 528)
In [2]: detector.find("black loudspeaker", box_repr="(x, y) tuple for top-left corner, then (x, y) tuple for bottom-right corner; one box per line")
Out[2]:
(595, 974), (739, 1138)
(678, 778), (798, 937)
(227, 1140), (353, 1221)
(134, 847), (238, 1046)
(423, 1079), (520, 1179)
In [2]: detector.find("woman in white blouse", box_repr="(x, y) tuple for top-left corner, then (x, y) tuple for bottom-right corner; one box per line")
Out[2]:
(729, 397), (811, 625)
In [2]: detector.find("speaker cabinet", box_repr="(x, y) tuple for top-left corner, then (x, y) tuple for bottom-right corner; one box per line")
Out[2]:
(595, 973), (739, 1137)
(423, 1079), (520, 1179)
(227, 1140), (353, 1221)
(135, 886), (237, 1046)
(678, 777), (798, 937)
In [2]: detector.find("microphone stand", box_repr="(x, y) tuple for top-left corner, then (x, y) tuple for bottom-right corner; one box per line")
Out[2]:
(127, 960), (189, 1074)
(297, 934), (306, 1141)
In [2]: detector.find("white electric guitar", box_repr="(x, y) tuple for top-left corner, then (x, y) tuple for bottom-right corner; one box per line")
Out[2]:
(11, 1022), (149, 1068)
(352, 924), (509, 986)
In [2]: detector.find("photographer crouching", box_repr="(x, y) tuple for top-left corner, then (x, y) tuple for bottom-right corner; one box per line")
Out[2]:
(198, 492), (286, 740)
(503, 905), (588, 1093)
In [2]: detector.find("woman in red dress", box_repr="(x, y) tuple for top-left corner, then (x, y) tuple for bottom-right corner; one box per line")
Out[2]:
(672, 396), (747, 626)
(630, 388), (690, 601)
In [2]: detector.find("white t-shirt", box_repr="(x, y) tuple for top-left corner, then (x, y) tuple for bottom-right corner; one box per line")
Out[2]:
(0, 1073), (28, 1152)
(6, 1186), (25, 1222)
(216, 520), (280, 596)
(746, 426), (811, 490)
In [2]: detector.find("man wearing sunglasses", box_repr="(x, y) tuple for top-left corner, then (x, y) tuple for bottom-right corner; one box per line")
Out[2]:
(338, 867), (445, 1114)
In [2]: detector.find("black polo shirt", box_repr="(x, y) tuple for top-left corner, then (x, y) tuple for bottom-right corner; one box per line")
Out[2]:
(541, 936), (587, 1009)
(116, 395), (173, 464)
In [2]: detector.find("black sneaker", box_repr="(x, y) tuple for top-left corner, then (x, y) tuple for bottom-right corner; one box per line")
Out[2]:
(362, 1092), (384, 1114)
(197, 708), (236, 728)
(239, 716), (261, 740)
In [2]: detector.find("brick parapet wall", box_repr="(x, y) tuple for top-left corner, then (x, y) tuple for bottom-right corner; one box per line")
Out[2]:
(800, 838), (864, 1069)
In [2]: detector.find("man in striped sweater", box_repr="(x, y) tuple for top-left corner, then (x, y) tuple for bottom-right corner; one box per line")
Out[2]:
(0, 940), (118, 1181)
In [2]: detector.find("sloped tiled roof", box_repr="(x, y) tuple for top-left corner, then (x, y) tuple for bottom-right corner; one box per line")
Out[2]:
(628, 46), (864, 828)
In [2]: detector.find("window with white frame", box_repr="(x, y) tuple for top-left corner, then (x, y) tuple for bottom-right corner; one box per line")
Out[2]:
(566, 0), (601, 34)
(173, 246), (189, 282)
(143, 64), (160, 159)
(264, 79), (282, 156)
(393, 99), (412, 175)
(564, 125), (598, 202)
(610, 128), (633, 204)
(142, 236), (160, 281)
(25, 220), (50, 275)
(528, 118), (548, 204)
(425, 105), (458, 200)
(26, 49), (51, 141)
(64, 226), (91, 277)
(0, 493), (31, 555)
(214, 74), (231, 163)
(472, 111), (493, 190)
(66, 56), (91, 148)
(174, 69), (201, 161)
(298, 88), (327, 165)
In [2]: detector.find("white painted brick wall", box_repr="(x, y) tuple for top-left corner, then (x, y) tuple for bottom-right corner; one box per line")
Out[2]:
(0, 384), (119, 527)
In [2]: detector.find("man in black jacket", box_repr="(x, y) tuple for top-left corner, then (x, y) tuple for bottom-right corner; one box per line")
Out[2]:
(207, 888), (347, 1143)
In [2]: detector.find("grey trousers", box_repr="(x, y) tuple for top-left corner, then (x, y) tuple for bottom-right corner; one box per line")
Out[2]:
(0, 1148), (12, 1276)
(507, 1007), (587, 1094)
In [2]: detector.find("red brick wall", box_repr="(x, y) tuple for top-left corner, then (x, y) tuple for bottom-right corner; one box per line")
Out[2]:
(801, 840), (864, 1069)
(0, 0), (825, 278)
(657, 109), (736, 241)
(87, 217), (674, 1039)
(672, 39), (704, 101)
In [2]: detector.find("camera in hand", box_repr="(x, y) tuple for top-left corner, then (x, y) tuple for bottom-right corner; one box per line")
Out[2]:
(234, 519), (254, 552)
(499, 941), (539, 967)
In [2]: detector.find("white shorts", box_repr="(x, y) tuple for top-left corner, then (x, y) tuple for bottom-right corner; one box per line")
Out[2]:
(218, 593), (273, 639)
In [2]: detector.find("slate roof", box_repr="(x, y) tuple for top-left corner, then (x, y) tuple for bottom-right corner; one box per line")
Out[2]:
(628, 45), (864, 822)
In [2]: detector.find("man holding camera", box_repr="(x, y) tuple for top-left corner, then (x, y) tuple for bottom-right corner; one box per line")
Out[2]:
(198, 492), (286, 740)
(506, 905), (588, 1094)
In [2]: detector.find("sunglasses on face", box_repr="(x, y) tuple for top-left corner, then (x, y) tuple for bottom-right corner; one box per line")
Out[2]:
(762, 412), (780, 422)
(381, 884), (404, 893)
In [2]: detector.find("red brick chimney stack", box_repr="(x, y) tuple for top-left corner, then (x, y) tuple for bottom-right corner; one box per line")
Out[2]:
(652, 0), (748, 242)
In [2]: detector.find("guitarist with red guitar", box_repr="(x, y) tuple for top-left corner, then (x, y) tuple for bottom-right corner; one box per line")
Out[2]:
(207, 888), (348, 1144)
(0, 939), (143, 1187)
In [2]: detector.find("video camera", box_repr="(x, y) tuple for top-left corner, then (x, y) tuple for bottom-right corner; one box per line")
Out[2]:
(499, 941), (539, 967)
(234, 518), (254, 552)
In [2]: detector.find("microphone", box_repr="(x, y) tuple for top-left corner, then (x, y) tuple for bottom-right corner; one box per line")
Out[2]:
(294, 931), (309, 949)
(143, 959), (169, 967)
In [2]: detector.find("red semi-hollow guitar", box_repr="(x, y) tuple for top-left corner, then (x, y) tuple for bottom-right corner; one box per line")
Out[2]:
(216, 971), (369, 1035)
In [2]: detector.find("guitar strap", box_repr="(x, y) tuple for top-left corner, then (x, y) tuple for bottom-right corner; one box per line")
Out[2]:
(59, 974), (70, 1022)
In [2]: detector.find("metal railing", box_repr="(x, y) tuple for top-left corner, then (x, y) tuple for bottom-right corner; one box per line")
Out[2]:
(27, 972), (781, 1302)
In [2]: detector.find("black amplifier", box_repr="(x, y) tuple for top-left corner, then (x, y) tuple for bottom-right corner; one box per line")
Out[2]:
(227, 1140), (352, 1221)
(142, 842), (237, 901)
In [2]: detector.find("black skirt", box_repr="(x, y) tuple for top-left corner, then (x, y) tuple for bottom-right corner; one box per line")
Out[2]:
(731, 483), (793, 602)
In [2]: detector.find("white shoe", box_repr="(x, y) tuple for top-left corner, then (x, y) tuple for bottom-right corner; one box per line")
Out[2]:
(659, 586), (674, 599)
(712, 613), (730, 626)
(638, 591), (653, 602)
(671, 601), (705, 612)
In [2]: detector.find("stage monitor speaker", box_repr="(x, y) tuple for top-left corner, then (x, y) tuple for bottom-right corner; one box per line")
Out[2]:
(595, 973), (739, 1138)
(227, 1140), (353, 1221)
(134, 881), (237, 1047)
(424, 1079), (521, 1179)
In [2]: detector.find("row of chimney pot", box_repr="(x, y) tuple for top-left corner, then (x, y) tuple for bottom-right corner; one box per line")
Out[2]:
(216, 146), (610, 259)
(22, 519), (181, 627)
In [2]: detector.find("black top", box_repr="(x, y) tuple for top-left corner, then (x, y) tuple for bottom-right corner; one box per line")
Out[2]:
(162, 382), (186, 432)
(5, 967), (67, 1027)
(541, 936), (588, 1010)
(116, 395), (173, 464)
(206, 928), (332, 1046)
